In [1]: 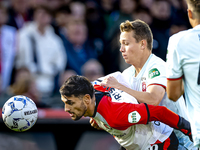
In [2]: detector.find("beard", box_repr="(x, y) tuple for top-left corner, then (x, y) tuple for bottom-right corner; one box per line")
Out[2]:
(73, 101), (87, 121)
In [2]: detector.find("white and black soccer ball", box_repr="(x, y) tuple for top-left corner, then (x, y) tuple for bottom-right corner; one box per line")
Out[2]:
(2, 95), (38, 132)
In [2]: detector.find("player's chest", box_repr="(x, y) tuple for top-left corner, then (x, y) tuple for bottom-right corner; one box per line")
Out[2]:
(130, 74), (148, 92)
(93, 113), (132, 138)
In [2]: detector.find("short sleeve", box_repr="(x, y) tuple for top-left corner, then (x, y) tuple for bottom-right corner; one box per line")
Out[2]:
(166, 35), (183, 79)
(147, 65), (167, 88)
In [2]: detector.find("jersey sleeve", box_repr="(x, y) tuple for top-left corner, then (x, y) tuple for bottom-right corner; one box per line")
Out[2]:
(146, 60), (167, 88)
(97, 95), (149, 130)
(166, 34), (183, 80)
(97, 95), (190, 134)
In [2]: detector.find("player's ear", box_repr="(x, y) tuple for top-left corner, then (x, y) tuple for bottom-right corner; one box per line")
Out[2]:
(187, 9), (193, 19)
(140, 40), (146, 50)
(83, 94), (91, 105)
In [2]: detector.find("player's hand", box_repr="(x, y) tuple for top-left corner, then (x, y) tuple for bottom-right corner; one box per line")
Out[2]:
(100, 76), (120, 89)
(90, 118), (101, 130)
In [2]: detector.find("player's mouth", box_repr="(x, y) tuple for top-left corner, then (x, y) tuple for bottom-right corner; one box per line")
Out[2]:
(122, 54), (127, 59)
(68, 112), (74, 117)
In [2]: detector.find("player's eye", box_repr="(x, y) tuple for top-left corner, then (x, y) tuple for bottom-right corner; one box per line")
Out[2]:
(66, 100), (74, 105)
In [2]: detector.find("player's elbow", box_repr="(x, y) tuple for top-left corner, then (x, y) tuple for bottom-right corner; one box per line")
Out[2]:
(167, 94), (179, 102)
(152, 100), (161, 106)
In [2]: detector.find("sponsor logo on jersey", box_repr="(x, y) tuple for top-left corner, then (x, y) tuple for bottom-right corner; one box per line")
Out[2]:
(148, 68), (160, 79)
(128, 111), (141, 123)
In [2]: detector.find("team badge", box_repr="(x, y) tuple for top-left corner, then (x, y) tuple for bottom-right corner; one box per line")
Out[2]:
(141, 77), (146, 92)
(142, 82), (146, 92)
(148, 68), (160, 79)
(128, 111), (141, 123)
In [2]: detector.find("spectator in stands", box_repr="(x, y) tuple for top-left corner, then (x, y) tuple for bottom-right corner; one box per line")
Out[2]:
(16, 5), (66, 98)
(85, 0), (106, 56)
(59, 69), (77, 88)
(169, 0), (191, 28)
(9, 67), (49, 108)
(6, 0), (31, 30)
(81, 59), (104, 81)
(69, 1), (86, 21)
(138, 0), (154, 10)
(27, 0), (48, 21)
(0, 4), (16, 94)
(99, 0), (118, 35)
(64, 19), (98, 75)
(150, 0), (172, 61)
(105, 0), (137, 41)
(132, 7), (153, 26)
(54, 4), (72, 38)
(46, 0), (66, 12)
(9, 68), (38, 104)
(169, 22), (188, 36)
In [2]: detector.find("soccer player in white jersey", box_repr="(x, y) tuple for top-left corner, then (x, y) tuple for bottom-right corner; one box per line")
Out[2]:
(166, 0), (200, 148)
(99, 19), (196, 149)
(59, 72), (193, 150)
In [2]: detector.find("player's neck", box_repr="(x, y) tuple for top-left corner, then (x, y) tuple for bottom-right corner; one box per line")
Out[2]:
(192, 20), (200, 28)
(134, 52), (151, 77)
(85, 97), (96, 117)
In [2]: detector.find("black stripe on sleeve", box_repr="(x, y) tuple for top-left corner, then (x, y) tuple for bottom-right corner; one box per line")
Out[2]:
(144, 103), (150, 124)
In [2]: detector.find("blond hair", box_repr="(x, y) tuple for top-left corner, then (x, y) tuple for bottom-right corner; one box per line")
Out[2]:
(120, 19), (153, 51)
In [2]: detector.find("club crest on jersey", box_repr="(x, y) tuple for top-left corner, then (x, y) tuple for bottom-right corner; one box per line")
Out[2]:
(128, 111), (141, 123)
(142, 82), (146, 92)
(148, 68), (160, 79)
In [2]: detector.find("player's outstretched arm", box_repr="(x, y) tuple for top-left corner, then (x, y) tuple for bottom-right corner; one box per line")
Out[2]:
(146, 104), (192, 141)
(93, 95), (192, 141)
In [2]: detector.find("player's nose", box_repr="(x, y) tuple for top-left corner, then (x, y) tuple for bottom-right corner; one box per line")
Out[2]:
(120, 45), (125, 52)
(119, 44), (125, 52)
(64, 104), (70, 112)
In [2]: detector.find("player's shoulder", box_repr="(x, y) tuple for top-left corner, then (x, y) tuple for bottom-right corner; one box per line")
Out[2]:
(144, 54), (166, 80)
(149, 54), (166, 65)
(146, 54), (166, 71)
(169, 30), (189, 46)
(169, 28), (197, 47)
(178, 26), (200, 48)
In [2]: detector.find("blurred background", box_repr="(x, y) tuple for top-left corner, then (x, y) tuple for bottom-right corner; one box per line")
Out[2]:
(0, 0), (191, 149)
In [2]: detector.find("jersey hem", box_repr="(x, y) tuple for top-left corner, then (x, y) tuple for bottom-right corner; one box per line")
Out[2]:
(167, 76), (183, 81)
(147, 83), (166, 89)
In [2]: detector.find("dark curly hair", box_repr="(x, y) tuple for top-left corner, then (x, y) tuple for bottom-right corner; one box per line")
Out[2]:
(59, 75), (95, 99)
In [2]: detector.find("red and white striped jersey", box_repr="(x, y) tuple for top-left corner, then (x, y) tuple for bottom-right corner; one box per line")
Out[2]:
(92, 72), (173, 150)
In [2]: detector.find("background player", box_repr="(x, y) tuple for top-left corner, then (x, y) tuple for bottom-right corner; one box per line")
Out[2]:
(166, 0), (200, 148)
(59, 72), (192, 150)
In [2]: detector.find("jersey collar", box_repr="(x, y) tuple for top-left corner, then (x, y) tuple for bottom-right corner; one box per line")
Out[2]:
(92, 92), (109, 117)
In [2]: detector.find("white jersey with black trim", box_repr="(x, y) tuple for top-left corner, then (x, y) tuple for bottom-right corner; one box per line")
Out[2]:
(122, 54), (196, 149)
(167, 25), (200, 147)
(92, 72), (173, 150)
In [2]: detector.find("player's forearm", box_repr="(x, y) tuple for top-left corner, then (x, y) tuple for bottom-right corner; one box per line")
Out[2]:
(147, 104), (192, 140)
(117, 84), (160, 106)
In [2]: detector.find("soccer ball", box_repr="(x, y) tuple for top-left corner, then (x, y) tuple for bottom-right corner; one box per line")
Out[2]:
(2, 95), (38, 132)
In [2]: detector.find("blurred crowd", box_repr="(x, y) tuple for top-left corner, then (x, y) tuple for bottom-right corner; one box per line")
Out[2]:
(0, 0), (191, 108)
